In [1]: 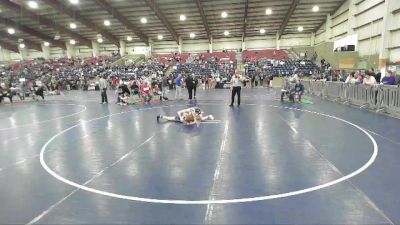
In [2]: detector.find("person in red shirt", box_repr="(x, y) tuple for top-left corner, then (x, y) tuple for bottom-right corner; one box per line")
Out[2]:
(141, 81), (152, 103)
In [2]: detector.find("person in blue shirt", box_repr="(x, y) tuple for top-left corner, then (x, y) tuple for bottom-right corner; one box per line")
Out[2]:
(381, 71), (396, 85)
(175, 73), (183, 100)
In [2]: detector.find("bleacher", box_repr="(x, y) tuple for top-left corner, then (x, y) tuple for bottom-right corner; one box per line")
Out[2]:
(242, 49), (289, 63)
(264, 59), (321, 77)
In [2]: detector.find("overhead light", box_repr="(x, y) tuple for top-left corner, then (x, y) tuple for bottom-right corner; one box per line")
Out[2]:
(69, 39), (76, 45)
(189, 33), (195, 38)
(141, 17), (147, 24)
(19, 43), (25, 49)
(27, 1), (38, 9)
(221, 11), (228, 18)
(157, 34), (163, 40)
(180, 15), (186, 21)
(97, 38), (103, 43)
(265, 8), (272, 15)
(7, 28), (15, 34)
(44, 42), (50, 47)
(69, 0), (79, 4)
(224, 30), (229, 36)
(312, 5), (319, 12)
(260, 28), (266, 34)
(298, 26), (304, 32)
(69, 23), (77, 29)
(104, 20), (111, 26)
(126, 36), (132, 41)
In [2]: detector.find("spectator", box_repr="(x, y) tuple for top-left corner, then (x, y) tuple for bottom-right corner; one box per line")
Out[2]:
(175, 73), (183, 100)
(141, 81), (152, 103)
(363, 72), (377, 85)
(294, 80), (305, 101)
(99, 75), (108, 104)
(355, 73), (364, 84)
(185, 74), (195, 100)
(345, 72), (357, 84)
(0, 86), (13, 103)
(34, 85), (45, 100)
(381, 71), (396, 85)
(193, 75), (199, 99)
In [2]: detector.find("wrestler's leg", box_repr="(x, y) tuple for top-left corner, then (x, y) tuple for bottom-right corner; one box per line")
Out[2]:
(161, 116), (176, 121)
(157, 115), (179, 122)
(200, 115), (214, 121)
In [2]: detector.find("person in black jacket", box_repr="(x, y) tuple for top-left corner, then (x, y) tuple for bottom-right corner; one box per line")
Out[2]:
(185, 74), (195, 100)
(192, 74), (199, 99)
(34, 86), (45, 100)
(294, 80), (304, 101)
(117, 84), (131, 103)
(120, 84), (131, 96)
(0, 86), (13, 103)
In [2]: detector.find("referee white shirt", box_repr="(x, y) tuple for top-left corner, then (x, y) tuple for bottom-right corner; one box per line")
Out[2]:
(231, 75), (244, 87)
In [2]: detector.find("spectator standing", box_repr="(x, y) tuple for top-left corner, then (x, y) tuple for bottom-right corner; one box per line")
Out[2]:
(175, 73), (183, 100)
(204, 76), (210, 90)
(162, 76), (169, 99)
(363, 72), (377, 85)
(355, 73), (364, 84)
(345, 72), (357, 84)
(294, 80), (305, 101)
(193, 75), (199, 99)
(185, 74), (195, 100)
(381, 71), (396, 85)
(99, 75), (108, 104)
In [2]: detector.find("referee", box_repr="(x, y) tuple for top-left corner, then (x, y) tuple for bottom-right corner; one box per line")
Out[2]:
(229, 70), (246, 107)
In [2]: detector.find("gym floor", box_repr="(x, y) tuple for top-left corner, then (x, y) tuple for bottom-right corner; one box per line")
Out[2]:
(0, 88), (399, 225)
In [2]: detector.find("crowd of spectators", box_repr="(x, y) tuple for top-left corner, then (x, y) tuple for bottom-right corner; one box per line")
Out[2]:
(1, 50), (397, 104)
(310, 67), (399, 86)
(343, 69), (398, 86)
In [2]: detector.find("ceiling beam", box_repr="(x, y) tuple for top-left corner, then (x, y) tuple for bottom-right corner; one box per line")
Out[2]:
(195, 0), (212, 44)
(41, 0), (120, 47)
(314, 22), (325, 33)
(0, 0), (92, 48)
(330, 0), (347, 16)
(0, 40), (19, 53)
(314, 0), (347, 32)
(0, 17), (66, 50)
(143, 0), (179, 44)
(278, 0), (300, 39)
(95, 0), (149, 46)
(242, 0), (249, 42)
(0, 30), (42, 51)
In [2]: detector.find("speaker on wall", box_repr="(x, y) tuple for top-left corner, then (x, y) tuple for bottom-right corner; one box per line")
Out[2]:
(345, 45), (355, 51)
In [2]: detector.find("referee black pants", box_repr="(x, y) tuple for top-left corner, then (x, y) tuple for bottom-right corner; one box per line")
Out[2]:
(230, 86), (241, 105)
(187, 87), (193, 99)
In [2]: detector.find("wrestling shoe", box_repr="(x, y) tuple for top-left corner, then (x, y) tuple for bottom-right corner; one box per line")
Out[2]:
(209, 115), (214, 120)
(156, 115), (161, 122)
